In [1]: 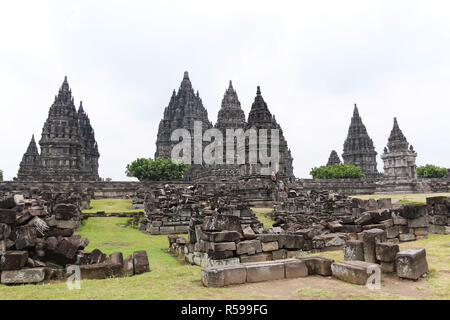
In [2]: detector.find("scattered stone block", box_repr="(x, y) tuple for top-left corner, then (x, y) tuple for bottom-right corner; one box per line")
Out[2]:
(76, 263), (124, 280)
(262, 241), (279, 252)
(297, 256), (334, 276)
(331, 261), (379, 285)
(362, 229), (386, 263)
(285, 260), (308, 278)
(236, 240), (262, 255)
(396, 248), (428, 280)
(399, 233), (416, 242)
(239, 252), (272, 263)
(375, 242), (399, 262)
(0, 251), (28, 270)
(245, 261), (285, 283)
(1, 268), (47, 284)
(343, 240), (364, 261)
(133, 250), (150, 274)
(272, 249), (287, 260)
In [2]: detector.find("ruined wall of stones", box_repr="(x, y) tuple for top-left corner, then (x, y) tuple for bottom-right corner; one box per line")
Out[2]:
(427, 196), (450, 234)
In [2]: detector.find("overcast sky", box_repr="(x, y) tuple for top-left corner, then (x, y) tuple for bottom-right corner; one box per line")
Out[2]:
(1, 0), (449, 181)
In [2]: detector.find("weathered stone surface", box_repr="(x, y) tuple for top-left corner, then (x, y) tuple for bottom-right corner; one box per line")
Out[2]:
(15, 226), (37, 250)
(242, 226), (256, 240)
(244, 261), (285, 283)
(202, 214), (243, 234)
(262, 241), (279, 252)
(362, 229), (387, 263)
(90, 249), (107, 264)
(109, 252), (124, 266)
(75, 263), (123, 280)
(408, 216), (429, 228)
(0, 223), (11, 240)
(133, 250), (150, 274)
(386, 226), (400, 239)
(1, 267), (46, 284)
(278, 235), (304, 249)
(400, 204), (427, 219)
(204, 241), (236, 253)
(0, 251), (28, 270)
(399, 233), (415, 242)
(380, 261), (395, 273)
(222, 265), (247, 286)
(271, 249), (287, 260)
(199, 231), (240, 243)
(375, 242), (399, 262)
(285, 260), (308, 278)
(236, 240), (262, 255)
(123, 255), (134, 276)
(54, 203), (78, 220)
(343, 240), (364, 261)
(297, 256), (334, 276)
(396, 248), (428, 280)
(0, 209), (16, 224)
(239, 253), (272, 263)
(55, 220), (79, 230)
(331, 261), (379, 285)
(201, 268), (224, 287)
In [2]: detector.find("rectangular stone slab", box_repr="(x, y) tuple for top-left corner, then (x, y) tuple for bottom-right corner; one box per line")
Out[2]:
(285, 260), (308, 279)
(244, 262), (285, 283)
(331, 261), (379, 285)
(1, 268), (46, 284)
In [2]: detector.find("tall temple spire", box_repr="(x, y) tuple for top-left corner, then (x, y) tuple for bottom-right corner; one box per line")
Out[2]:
(382, 117), (417, 179)
(386, 117), (410, 152)
(19, 76), (101, 181)
(327, 150), (341, 166)
(247, 86), (273, 126)
(215, 80), (245, 132)
(342, 104), (378, 177)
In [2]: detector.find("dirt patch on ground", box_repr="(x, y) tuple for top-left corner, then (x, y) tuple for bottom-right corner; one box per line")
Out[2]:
(98, 242), (131, 247)
(227, 273), (438, 300)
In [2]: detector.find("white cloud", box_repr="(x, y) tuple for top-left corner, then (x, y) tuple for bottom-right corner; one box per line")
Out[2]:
(0, 0), (449, 180)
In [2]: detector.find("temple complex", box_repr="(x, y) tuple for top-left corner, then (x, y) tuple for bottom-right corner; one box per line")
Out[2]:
(381, 118), (417, 179)
(326, 150), (341, 166)
(16, 77), (100, 181)
(155, 73), (295, 182)
(342, 104), (378, 177)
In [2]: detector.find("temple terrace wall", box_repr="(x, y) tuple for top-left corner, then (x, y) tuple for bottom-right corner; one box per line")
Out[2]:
(0, 177), (448, 199)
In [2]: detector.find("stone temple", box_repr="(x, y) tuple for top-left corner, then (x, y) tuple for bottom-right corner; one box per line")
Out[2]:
(326, 150), (341, 166)
(381, 118), (417, 179)
(342, 104), (378, 177)
(155, 72), (295, 181)
(16, 77), (100, 181)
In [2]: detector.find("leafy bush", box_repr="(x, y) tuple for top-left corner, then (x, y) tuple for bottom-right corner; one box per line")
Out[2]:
(310, 164), (365, 179)
(417, 164), (448, 178)
(125, 157), (188, 181)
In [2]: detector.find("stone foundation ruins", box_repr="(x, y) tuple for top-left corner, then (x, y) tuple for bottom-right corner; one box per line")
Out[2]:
(0, 190), (149, 284)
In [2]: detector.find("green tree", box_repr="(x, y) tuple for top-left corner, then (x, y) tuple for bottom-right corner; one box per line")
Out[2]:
(125, 157), (188, 181)
(310, 164), (365, 179)
(416, 164), (448, 178)
(0, 169), (3, 181)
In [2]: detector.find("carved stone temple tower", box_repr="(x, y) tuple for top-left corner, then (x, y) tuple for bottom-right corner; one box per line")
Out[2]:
(327, 150), (341, 166)
(155, 71), (213, 161)
(381, 118), (417, 179)
(243, 86), (294, 180)
(342, 104), (378, 177)
(17, 135), (41, 180)
(16, 77), (100, 181)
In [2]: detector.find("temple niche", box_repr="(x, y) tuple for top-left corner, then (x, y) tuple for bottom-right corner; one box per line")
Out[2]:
(16, 77), (100, 181)
(342, 104), (378, 178)
(381, 118), (417, 179)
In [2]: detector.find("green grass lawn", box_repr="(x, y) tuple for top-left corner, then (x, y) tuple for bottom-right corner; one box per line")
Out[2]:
(0, 215), (448, 300)
(353, 193), (450, 204)
(83, 199), (140, 214)
(252, 208), (275, 228)
(0, 217), (249, 300)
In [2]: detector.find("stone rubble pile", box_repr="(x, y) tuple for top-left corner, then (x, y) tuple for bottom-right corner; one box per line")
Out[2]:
(274, 191), (450, 245)
(426, 196), (450, 235)
(0, 191), (149, 284)
(170, 214), (309, 268)
(133, 184), (260, 235)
